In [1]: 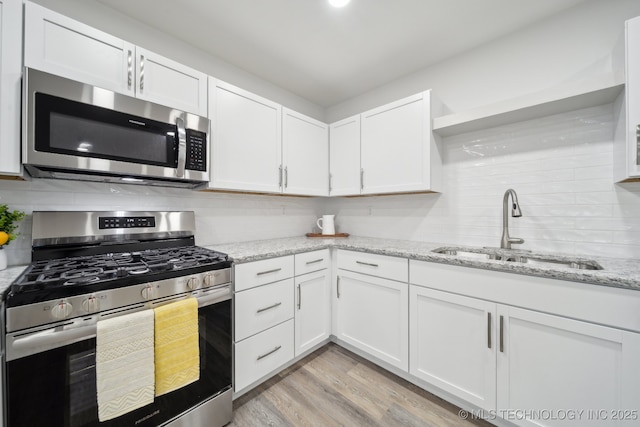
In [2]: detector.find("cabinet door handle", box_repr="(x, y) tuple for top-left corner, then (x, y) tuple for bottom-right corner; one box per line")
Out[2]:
(256, 268), (282, 276)
(139, 54), (145, 93)
(329, 173), (332, 193)
(499, 315), (504, 353)
(487, 312), (492, 349)
(305, 258), (324, 265)
(297, 284), (301, 309)
(127, 50), (132, 90)
(278, 165), (283, 188)
(257, 345), (282, 361)
(284, 167), (288, 188)
(636, 125), (640, 165)
(337, 276), (341, 298)
(256, 302), (282, 313)
(360, 168), (364, 190)
(356, 261), (378, 268)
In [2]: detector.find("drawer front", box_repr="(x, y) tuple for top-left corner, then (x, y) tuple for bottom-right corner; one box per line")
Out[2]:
(235, 278), (294, 341)
(234, 319), (294, 392)
(294, 249), (330, 276)
(337, 250), (408, 282)
(235, 255), (294, 292)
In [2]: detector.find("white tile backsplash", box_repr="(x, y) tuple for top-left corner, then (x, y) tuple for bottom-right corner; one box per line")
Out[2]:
(326, 103), (640, 259)
(1, 103), (639, 266)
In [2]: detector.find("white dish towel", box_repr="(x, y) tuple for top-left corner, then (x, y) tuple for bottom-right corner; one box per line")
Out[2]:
(96, 310), (155, 422)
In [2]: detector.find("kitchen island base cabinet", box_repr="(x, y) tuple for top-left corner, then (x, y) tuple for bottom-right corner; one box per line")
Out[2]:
(234, 319), (294, 393)
(410, 286), (497, 411)
(335, 270), (408, 371)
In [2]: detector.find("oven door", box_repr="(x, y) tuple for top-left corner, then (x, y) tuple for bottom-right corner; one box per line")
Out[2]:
(4, 287), (231, 427)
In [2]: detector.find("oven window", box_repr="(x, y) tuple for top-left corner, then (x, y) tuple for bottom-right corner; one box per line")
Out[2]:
(5, 299), (232, 427)
(34, 93), (177, 168)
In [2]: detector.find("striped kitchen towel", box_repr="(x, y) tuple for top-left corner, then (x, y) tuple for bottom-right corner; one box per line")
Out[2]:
(154, 297), (200, 396)
(96, 309), (155, 422)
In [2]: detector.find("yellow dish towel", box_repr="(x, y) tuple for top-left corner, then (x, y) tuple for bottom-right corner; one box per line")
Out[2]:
(154, 297), (200, 396)
(96, 310), (155, 422)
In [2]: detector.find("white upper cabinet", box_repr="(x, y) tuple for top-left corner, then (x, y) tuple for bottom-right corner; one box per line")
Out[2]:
(0, 0), (22, 176)
(23, 2), (207, 116)
(209, 78), (282, 194)
(360, 90), (442, 194)
(615, 15), (640, 181)
(329, 115), (361, 196)
(282, 108), (329, 196)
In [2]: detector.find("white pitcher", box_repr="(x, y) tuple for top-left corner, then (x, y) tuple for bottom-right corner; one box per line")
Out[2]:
(316, 215), (336, 235)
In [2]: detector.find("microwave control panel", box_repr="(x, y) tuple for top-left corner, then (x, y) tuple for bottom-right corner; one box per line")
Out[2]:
(186, 130), (207, 171)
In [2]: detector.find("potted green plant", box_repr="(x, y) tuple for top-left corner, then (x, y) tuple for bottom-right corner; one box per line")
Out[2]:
(0, 204), (26, 270)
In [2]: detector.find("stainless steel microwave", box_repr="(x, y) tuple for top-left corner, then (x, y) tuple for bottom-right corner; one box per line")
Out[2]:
(23, 68), (210, 188)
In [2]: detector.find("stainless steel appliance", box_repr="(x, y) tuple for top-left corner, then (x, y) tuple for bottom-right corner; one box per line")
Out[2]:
(23, 68), (210, 188)
(2, 211), (233, 426)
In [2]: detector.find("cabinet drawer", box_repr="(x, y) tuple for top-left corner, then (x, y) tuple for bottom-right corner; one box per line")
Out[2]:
(337, 250), (408, 282)
(235, 256), (294, 292)
(235, 278), (294, 341)
(234, 319), (294, 392)
(294, 249), (330, 275)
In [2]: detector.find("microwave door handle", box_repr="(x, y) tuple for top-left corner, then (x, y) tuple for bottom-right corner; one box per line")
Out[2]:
(176, 117), (187, 178)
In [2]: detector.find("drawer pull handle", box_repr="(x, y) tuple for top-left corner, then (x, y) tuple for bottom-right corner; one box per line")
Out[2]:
(337, 276), (341, 298)
(356, 261), (379, 267)
(487, 312), (492, 349)
(256, 302), (282, 313)
(256, 268), (282, 276)
(257, 345), (282, 361)
(305, 258), (324, 265)
(499, 315), (504, 353)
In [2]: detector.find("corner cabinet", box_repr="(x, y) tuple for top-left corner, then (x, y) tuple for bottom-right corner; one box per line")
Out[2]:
(23, 1), (207, 115)
(208, 78), (282, 193)
(329, 115), (361, 196)
(360, 90), (442, 194)
(614, 15), (640, 181)
(0, 0), (22, 176)
(282, 109), (329, 196)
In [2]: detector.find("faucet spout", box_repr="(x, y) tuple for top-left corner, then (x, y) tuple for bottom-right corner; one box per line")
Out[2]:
(501, 189), (524, 249)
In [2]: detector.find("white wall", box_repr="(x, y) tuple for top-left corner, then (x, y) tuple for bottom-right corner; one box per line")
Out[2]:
(326, 0), (640, 123)
(325, 103), (640, 259)
(31, 0), (325, 121)
(0, 181), (323, 266)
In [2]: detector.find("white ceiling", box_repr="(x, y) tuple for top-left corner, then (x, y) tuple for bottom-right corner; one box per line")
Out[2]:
(96, 0), (588, 108)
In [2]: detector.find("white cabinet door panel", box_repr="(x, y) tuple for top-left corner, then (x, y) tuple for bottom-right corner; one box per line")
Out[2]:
(335, 270), (408, 370)
(209, 79), (282, 193)
(282, 108), (328, 196)
(295, 269), (331, 356)
(135, 47), (207, 116)
(410, 286), (497, 411)
(24, 1), (134, 96)
(329, 115), (361, 196)
(497, 305), (640, 427)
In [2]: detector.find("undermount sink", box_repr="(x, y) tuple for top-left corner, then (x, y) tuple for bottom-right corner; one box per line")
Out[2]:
(432, 247), (603, 271)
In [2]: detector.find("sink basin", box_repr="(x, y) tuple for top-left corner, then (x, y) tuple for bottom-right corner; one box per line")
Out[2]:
(432, 247), (603, 270)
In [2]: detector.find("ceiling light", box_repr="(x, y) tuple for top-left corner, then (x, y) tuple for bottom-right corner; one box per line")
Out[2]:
(328, 0), (350, 8)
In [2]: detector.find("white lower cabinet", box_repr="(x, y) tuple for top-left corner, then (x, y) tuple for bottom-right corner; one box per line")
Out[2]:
(497, 306), (640, 427)
(410, 286), (497, 411)
(234, 319), (294, 392)
(294, 269), (331, 356)
(335, 269), (408, 370)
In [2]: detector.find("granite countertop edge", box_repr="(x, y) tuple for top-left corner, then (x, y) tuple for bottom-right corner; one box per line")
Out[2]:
(211, 236), (640, 292)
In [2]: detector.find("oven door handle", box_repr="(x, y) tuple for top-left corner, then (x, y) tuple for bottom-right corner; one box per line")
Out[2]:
(197, 285), (232, 308)
(7, 323), (97, 361)
(176, 116), (187, 178)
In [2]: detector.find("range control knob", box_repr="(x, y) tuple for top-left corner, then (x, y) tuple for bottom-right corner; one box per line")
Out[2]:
(187, 277), (200, 291)
(203, 273), (214, 287)
(82, 296), (99, 313)
(141, 285), (156, 300)
(51, 301), (73, 320)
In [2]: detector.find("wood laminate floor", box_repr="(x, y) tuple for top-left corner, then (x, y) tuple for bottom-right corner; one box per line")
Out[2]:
(230, 343), (493, 427)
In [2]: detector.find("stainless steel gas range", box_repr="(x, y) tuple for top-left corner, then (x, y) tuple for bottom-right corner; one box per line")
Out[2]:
(2, 211), (233, 427)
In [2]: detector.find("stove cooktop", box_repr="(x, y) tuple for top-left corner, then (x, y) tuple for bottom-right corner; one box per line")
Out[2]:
(7, 246), (232, 306)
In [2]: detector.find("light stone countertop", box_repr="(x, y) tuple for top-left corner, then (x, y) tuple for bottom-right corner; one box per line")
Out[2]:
(211, 235), (640, 292)
(1, 236), (638, 300)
